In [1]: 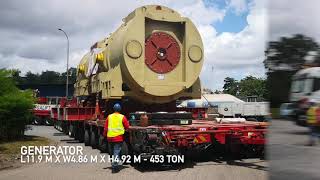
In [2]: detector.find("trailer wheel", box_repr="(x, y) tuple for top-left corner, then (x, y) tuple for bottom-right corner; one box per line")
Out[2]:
(84, 129), (90, 146)
(68, 123), (75, 138)
(78, 127), (84, 143)
(57, 121), (62, 132)
(90, 130), (98, 149)
(54, 121), (59, 130)
(98, 134), (108, 153)
(121, 141), (129, 156)
(45, 118), (52, 126)
(74, 124), (80, 140)
(62, 121), (68, 134)
(33, 117), (42, 125)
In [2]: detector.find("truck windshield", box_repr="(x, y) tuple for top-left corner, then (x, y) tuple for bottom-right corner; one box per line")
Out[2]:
(312, 78), (320, 92)
(291, 79), (304, 93)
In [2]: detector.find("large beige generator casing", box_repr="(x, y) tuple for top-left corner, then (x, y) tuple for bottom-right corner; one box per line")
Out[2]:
(74, 5), (204, 104)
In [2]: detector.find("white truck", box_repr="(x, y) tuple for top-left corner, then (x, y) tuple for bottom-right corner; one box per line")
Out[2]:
(290, 67), (320, 102)
(285, 67), (320, 125)
(178, 94), (270, 121)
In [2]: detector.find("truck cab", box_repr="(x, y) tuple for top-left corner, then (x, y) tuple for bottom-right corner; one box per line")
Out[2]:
(290, 67), (320, 103)
(289, 67), (320, 125)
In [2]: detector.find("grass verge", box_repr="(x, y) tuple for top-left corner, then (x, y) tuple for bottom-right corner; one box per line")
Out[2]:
(0, 135), (53, 170)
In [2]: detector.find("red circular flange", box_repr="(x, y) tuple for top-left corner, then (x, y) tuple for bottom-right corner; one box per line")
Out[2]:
(145, 32), (180, 74)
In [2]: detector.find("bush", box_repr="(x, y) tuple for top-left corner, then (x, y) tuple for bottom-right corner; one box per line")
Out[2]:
(0, 69), (35, 141)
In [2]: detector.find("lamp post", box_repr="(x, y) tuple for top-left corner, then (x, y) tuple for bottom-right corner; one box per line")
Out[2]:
(58, 28), (69, 99)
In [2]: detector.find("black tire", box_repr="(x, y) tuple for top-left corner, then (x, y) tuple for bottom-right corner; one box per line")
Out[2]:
(74, 124), (80, 140)
(90, 130), (98, 149)
(84, 129), (90, 146)
(98, 134), (108, 153)
(54, 121), (59, 130)
(78, 127), (84, 143)
(68, 123), (75, 138)
(34, 117), (42, 125)
(57, 121), (63, 132)
(62, 121), (68, 134)
(45, 118), (52, 126)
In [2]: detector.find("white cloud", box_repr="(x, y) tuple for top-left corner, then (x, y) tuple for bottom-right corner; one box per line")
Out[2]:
(228, 0), (248, 14)
(200, 0), (267, 90)
(178, 0), (226, 26)
(269, 0), (320, 42)
(0, 0), (267, 91)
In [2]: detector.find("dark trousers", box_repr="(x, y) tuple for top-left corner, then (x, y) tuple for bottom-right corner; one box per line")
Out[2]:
(108, 142), (122, 168)
(310, 126), (320, 143)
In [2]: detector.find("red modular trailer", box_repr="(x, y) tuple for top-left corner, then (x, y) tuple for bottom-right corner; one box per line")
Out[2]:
(52, 100), (267, 159)
(33, 97), (63, 125)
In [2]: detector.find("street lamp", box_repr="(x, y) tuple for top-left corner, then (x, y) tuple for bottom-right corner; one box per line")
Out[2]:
(58, 28), (69, 99)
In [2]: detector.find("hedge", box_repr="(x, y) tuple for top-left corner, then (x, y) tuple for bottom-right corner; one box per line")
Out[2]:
(0, 69), (35, 141)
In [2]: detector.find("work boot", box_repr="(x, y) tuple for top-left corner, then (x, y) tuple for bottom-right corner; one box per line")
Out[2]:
(111, 166), (120, 173)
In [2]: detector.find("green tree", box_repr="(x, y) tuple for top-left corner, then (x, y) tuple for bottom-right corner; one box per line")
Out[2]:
(238, 76), (267, 99)
(222, 77), (239, 96)
(264, 34), (319, 71)
(264, 34), (320, 107)
(39, 70), (61, 84)
(25, 71), (40, 84)
(203, 88), (213, 94)
(214, 90), (222, 94)
(0, 69), (35, 141)
(61, 67), (77, 84)
(8, 69), (25, 84)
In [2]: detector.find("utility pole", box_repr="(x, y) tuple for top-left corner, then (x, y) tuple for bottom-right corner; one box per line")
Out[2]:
(58, 28), (69, 99)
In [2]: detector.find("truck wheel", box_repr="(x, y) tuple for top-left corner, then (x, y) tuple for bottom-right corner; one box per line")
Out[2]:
(98, 135), (108, 153)
(91, 130), (98, 149)
(68, 124), (75, 138)
(84, 129), (90, 146)
(121, 141), (129, 156)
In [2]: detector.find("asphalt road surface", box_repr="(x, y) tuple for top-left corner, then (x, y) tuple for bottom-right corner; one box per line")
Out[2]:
(269, 119), (320, 180)
(0, 125), (267, 180)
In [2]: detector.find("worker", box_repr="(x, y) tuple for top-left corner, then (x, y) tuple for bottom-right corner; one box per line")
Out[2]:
(306, 102), (320, 146)
(103, 103), (129, 173)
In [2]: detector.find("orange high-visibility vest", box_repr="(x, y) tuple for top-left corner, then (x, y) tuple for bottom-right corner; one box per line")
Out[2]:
(107, 113), (125, 137)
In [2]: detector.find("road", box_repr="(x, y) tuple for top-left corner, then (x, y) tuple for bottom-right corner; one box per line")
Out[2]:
(269, 119), (320, 180)
(0, 125), (267, 180)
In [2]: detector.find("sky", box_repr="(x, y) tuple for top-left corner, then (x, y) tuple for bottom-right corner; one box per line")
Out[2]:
(0, 0), (268, 90)
(269, 0), (320, 42)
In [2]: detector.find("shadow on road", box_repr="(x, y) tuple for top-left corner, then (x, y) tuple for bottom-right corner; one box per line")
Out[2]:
(59, 139), (80, 144)
(132, 155), (267, 172)
(226, 159), (268, 171)
(53, 132), (66, 136)
(103, 165), (130, 171)
(281, 130), (309, 135)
